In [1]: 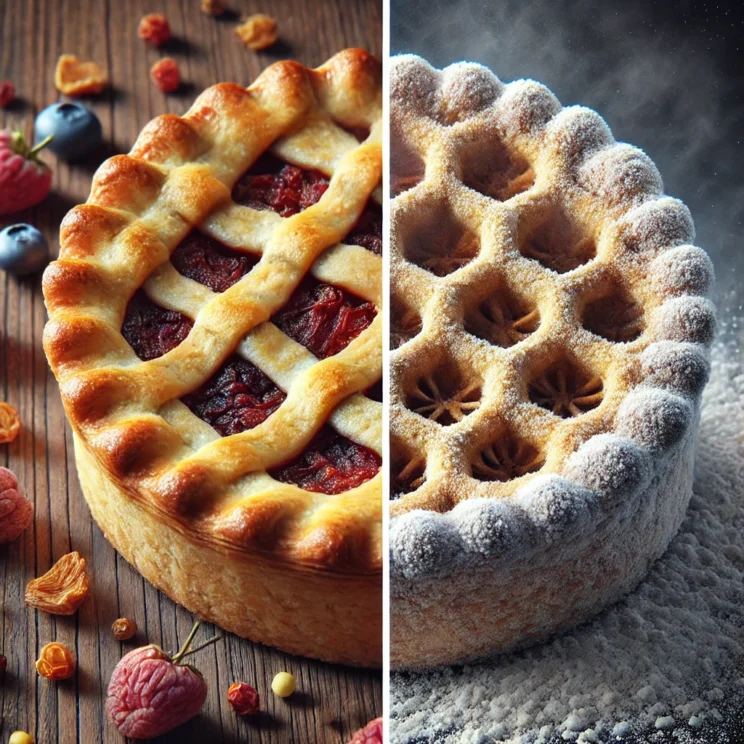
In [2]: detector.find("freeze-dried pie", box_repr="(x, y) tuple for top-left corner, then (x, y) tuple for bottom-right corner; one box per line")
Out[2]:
(42, 50), (382, 667)
(389, 55), (715, 669)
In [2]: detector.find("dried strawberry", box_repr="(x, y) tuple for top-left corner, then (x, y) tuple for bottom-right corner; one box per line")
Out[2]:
(138, 14), (171, 47)
(227, 681), (260, 716)
(151, 58), (180, 94)
(106, 622), (219, 739)
(0, 81), (15, 108)
(0, 131), (53, 216)
(349, 717), (383, 744)
(0, 466), (33, 544)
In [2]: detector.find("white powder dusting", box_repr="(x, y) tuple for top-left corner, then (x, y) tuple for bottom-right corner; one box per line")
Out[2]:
(390, 340), (744, 743)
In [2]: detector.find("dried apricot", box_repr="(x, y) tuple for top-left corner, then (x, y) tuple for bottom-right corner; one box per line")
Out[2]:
(25, 551), (90, 615)
(0, 402), (21, 444)
(54, 55), (108, 97)
(235, 14), (278, 51)
(36, 642), (75, 681)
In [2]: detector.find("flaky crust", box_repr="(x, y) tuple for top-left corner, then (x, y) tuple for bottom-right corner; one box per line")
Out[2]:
(389, 56), (714, 669)
(43, 50), (382, 665)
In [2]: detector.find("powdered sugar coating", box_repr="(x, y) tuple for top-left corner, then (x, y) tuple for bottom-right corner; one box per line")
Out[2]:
(390, 55), (715, 669)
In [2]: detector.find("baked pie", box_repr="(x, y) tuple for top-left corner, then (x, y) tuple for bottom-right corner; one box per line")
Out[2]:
(42, 50), (382, 667)
(389, 55), (715, 669)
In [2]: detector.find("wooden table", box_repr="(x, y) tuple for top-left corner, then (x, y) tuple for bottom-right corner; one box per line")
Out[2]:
(0, 1), (382, 741)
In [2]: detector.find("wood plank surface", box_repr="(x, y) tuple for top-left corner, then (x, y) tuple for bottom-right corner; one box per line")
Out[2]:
(0, 1), (382, 742)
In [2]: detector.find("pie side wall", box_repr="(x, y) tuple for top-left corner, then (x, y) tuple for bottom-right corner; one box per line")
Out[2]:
(390, 426), (697, 670)
(73, 433), (382, 668)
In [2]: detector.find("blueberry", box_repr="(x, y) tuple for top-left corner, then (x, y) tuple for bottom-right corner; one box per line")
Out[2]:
(34, 102), (102, 160)
(0, 224), (50, 276)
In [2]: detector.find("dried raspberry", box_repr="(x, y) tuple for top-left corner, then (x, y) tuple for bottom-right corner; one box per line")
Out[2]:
(0, 466), (33, 544)
(138, 14), (171, 47)
(0, 81), (15, 108)
(227, 681), (260, 716)
(349, 717), (383, 744)
(150, 58), (180, 93)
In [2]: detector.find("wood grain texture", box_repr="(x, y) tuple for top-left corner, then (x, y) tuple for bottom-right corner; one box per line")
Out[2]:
(0, 1), (382, 742)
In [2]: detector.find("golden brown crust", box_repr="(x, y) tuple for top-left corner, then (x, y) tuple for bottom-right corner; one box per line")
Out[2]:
(43, 48), (382, 596)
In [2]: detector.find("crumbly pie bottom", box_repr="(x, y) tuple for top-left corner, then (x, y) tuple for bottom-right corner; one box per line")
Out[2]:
(75, 433), (381, 667)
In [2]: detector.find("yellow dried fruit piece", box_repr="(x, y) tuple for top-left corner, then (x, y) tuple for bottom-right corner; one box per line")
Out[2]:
(9, 732), (35, 744)
(36, 642), (75, 681)
(271, 671), (296, 697)
(55, 55), (109, 97)
(235, 14), (278, 51)
(112, 617), (137, 641)
(0, 402), (21, 444)
(25, 551), (90, 615)
(201, 0), (227, 16)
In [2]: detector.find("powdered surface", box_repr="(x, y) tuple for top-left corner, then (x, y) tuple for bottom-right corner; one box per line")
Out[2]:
(390, 340), (744, 743)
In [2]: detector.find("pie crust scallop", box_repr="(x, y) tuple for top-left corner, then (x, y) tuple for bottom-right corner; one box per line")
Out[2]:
(389, 55), (715, 668)
(42, 49), (383, 578)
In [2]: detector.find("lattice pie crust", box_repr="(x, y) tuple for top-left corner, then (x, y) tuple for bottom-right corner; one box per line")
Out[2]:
(43, 50), (382, 667)
(390, 55), (715, 669)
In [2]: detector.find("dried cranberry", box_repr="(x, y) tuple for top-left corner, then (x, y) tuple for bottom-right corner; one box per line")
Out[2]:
(270, 426), (380, 495)
(272, 277), (376, 359)
(172, 231), (259, 293)
(232, 154), (329, 217)
(121, 291), (193, 361)
(345, 200), (382, 255)
(182, 356), (285, 437)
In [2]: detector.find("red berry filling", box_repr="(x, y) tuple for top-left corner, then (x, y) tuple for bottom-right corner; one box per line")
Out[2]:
(232, 154), (329, 217)
(272, 277), (376, 359)
(270, 425), (380, 495)
(121, 290), (193, 361)
(345, 200), (382, 255)
(172, 230), (259, 293)
(181, 355), (285, 437)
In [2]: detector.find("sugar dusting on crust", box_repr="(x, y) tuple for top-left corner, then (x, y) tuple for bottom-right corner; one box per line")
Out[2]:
(391, 343), (744, 743)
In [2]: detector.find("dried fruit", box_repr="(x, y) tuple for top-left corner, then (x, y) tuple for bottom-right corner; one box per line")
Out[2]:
(0, 81), (15, 108)
(271, 671), (296, 698)
(25, 551), (90, 615)
(151, 58), (180, 93)
(106, 622), (220, 739)
(201, 0), (227, 16)
(9, 732), (34, 744)
(0, 466), (33, 544)
(36, 642), (75, 681)
(349, 717), (383, 744)
(235, 14), (278, 51)
(112, 617), (137, 641)
(0, 402), (21, 443)
(228, 681), (260, 716)
(138, 14), (171, 47)
(0, 653), (6, 682)
(54, 55), (108, 97)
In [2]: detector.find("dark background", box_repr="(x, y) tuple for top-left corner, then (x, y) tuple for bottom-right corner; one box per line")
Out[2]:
(391, 1), (744, 742)
(392, 0), (743, 345)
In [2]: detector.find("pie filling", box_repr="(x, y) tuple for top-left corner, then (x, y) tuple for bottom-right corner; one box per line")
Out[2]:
(270, 425), (381, 495)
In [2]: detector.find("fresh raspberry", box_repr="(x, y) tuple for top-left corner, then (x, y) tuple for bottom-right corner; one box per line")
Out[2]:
(0, 130), (53, 216)
(0, 81), (15, 108)
(349, 717), (383, 744)
(151, 58), (180, 93)
(138, 14), (171, 47)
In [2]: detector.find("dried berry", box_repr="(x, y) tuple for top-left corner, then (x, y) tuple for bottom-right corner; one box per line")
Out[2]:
(36, 642), (75, 681)
(107, 622), (220, 739)
(25, 551), (90, 615)
(112, 617), (137, 641)
(9, 732), (34, 744)
(235, 14), (278, 51)
(0, 466), (33, 544)
(228, 681), (260, 716)
(0, 653), (7, 683)
(54, 55), (108, 97)
(201, 0), (227, 16)
(0, 402), (21, 444)
(349, 717), (383, 744)
(271, 671), (296, 697)
(138, 14), (171, 47)
(151, 58), (180, 93)
(0, 81), (15, 108)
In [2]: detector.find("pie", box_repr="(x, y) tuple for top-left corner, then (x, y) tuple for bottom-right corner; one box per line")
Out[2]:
(389, 55), (716, 669)
(42, 49), (383, 667)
